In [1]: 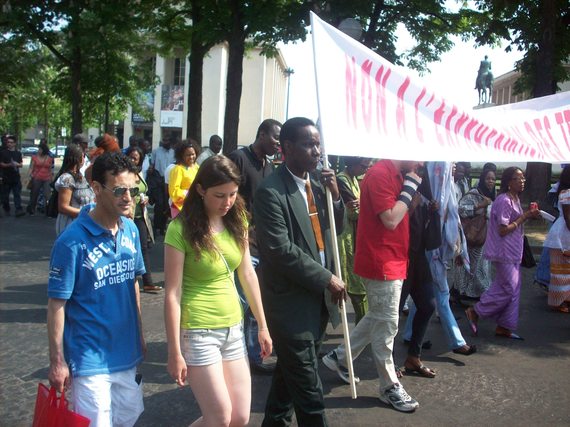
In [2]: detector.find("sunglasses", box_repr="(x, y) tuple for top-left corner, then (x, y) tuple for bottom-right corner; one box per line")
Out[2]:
(102, 184), (139, 197)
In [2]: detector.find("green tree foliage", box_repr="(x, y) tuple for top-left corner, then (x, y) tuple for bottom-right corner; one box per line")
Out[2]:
(156, 0), (309, 152)
(0, 38), (70, 143)
(468, 0), (570, 203)
(310, 0), (470, 73)
(153, 0), (225, 144)
(2, 0), (159, 135)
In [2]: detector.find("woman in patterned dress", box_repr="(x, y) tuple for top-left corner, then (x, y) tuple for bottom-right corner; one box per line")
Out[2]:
(543, 166), (570, 313)
(457, 168), (496, 299)
(465, 167), (540, 340)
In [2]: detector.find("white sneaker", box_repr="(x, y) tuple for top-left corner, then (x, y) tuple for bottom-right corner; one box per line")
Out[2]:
(322, 350), (360, 384)
(379, 384), (419, 412)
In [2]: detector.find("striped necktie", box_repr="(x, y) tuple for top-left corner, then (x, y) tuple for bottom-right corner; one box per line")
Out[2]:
(305, 181), (325, 252)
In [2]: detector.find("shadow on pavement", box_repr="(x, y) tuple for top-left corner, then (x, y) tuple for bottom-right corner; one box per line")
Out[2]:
(0, 284), (48, 306)
(0, 308), (47, 323)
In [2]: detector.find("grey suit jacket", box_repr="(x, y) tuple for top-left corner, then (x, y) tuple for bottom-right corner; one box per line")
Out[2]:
(253, 164), (344, 340)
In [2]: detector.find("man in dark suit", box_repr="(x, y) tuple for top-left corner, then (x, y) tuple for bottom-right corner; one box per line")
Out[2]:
(253, 117), (346, 427)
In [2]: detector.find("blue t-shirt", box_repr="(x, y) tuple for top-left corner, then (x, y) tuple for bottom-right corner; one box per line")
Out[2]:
(48, 204), (146, 377)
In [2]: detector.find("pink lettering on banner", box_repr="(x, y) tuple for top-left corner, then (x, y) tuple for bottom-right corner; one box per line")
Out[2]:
(413, 88), (427, 143)
(345, 55), (357, 128)
(533, 118), (564, 161)
(444, 105), (459, 149)
(396, 77), (411, 136)
(484, 129), (499, 147)
(474, 123), (490, 146)
(507, 125), (533, 157)
(361, 60), (373, 132)
(463, 118), (479, 141)
(554, 110), (570, 151)
(433, 100), (447, 146)
(542, 117), (558, 154)
(375, 66), (391, 135)
(494, 134), (505, 151)
(454, 113), (470, 137)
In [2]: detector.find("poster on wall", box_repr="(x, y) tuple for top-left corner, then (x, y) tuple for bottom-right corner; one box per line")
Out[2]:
(132, 91), (154, 123)
(160, 85), (184, 128)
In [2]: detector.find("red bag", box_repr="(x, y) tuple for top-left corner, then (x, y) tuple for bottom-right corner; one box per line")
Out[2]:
(32, 383), (91, 427)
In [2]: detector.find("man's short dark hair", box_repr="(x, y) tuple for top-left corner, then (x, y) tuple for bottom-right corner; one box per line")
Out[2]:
(256, 119), (282, 139)
(280, 117), (315, 155)
(209, 135), (222, 146)
(91, 152), (138, 186)
(71, 133), (89, 145)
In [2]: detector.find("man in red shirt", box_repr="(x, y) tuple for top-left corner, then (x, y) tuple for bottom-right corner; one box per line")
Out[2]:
(323, 159), (423, 413)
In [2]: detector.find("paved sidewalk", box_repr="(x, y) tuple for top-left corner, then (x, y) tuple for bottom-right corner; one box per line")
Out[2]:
(1, 212), (569, 426)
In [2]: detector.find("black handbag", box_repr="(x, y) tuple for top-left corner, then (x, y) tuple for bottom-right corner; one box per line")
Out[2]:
(46, 184), (58, 218)
(520, 235), (536, 268)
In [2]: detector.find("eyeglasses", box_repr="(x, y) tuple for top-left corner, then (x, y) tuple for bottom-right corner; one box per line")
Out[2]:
(102, 184), (139, 197)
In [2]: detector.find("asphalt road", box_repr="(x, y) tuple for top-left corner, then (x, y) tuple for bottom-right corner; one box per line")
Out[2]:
(0, 198), (569, 426)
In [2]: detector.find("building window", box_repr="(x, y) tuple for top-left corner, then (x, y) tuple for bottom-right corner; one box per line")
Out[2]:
(174, 58), (185, 86)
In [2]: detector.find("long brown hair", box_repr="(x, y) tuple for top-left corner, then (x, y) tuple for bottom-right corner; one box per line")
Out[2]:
(178, 155), (248, 259)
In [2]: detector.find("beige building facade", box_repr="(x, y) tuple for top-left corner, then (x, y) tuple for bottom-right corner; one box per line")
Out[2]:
(122, 44), (289, 149)
(491, 64), (570, 106)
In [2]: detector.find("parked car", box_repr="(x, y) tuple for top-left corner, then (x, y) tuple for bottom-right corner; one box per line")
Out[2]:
(22, 146), (39, 156)
(51, 145), (68, 157)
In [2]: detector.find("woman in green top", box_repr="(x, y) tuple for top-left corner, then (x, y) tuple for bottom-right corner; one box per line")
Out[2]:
(337, 157), (371, 325)
(126, 146), (160, 292)
(164, 155), (272, 426)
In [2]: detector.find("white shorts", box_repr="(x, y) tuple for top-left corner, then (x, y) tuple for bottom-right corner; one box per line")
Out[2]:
(71, 367), (144, 427)
(181, 322), (246, 366)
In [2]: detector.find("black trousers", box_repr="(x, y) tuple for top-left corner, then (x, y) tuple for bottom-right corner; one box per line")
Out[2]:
(134, 217), (153, 286)
(152, 180), (168, 234)
(402, 250), (436, 358)
(262, 315), (328, 427)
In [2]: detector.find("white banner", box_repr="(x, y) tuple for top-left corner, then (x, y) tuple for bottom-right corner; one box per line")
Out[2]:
(310, 12), (570, 163)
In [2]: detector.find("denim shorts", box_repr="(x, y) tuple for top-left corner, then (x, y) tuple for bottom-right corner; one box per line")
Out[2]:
(180, 322), (247, 366)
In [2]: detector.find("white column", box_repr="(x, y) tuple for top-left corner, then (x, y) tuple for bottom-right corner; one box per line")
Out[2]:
(152, 54), (166, 151)
(182, 55), (190, 139)
(123, 105), (134, 146)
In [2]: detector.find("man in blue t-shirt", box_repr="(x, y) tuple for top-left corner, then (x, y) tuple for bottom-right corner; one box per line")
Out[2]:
(47, 152), (146, 427)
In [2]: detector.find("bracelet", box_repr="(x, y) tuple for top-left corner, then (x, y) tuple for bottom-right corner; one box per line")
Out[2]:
(258, 327), (268, 332)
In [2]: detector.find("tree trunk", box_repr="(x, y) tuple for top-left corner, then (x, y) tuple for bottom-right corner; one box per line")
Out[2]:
(186, 46), (206, 144)
(222, 0), (246, 155)
(104, 96), (110, 134)
(44, 100), (49, 143)
(70, 44), (83, 135)
(523, 0), (557, 206)
(524, 162), (552, 209)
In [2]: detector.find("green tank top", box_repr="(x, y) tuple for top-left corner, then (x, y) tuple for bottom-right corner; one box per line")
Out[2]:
(165, 219), (243, 329)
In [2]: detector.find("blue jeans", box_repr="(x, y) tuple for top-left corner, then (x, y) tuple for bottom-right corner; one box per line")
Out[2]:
(234, 255), (262, 365)
(404, 254), (467, 350)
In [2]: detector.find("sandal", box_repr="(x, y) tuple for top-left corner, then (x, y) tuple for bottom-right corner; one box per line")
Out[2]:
(404, 364), (436, 378)
(452, 344), (477, 355)
(551, 304), (570, 313)
(465, 307), (478, 336)
(495, 327), (524, 340)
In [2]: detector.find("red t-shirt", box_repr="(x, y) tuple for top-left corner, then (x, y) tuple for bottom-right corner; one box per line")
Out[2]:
(354, 159), (409, 281)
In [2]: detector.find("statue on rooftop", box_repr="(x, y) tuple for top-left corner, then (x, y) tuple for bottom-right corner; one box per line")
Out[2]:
(475, 55), (494, 104)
